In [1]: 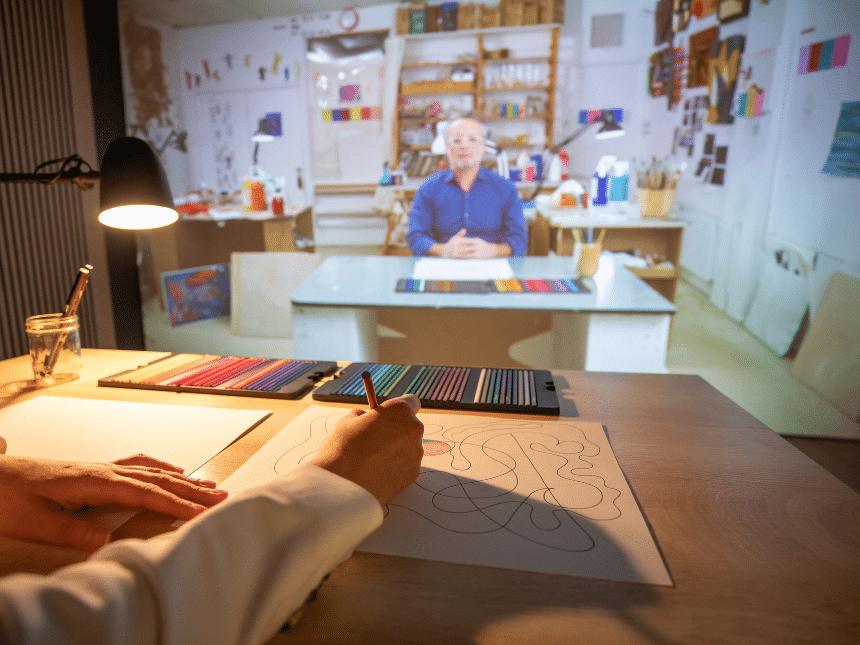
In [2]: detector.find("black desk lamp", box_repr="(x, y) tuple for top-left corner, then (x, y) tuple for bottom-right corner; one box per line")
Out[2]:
(0, 136), (178, 230)
(525, 109), (626, 201)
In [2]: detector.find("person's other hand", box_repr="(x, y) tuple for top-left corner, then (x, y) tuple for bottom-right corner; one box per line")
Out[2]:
(461, 236), (498, 259)
(439, 228), (472, 258)
(308, 395), (424, 505)
(0, 453), (228, 552)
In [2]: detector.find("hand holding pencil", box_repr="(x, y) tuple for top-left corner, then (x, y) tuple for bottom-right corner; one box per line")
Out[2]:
(308, 376), (424, 505)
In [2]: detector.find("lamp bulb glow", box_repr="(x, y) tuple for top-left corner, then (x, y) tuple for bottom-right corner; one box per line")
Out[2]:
(98, 205), (178, 230)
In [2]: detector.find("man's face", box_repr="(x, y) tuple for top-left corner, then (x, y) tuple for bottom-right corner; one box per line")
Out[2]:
(445, 119), (486, 172)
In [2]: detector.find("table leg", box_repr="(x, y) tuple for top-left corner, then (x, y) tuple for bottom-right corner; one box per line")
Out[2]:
(292, 305), (378, 362)
(552, 312), (670, 372)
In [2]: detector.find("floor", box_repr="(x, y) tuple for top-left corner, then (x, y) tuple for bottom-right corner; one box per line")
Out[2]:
(142, 251), (860, 492)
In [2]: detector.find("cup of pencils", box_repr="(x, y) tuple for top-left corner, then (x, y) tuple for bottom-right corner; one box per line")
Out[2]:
(25, 313), (82, 384)
(574, 228), (605, 278)
(24, 263), (90, 385)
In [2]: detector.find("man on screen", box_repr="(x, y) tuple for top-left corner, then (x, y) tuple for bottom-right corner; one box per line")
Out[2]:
(407, 116), (527, 258)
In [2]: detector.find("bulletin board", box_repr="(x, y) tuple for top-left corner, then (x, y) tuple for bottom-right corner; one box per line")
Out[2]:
(765, 15), (860, 264)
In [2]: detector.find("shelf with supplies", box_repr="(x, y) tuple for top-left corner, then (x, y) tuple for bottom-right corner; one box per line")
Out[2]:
(395, 24), (560, 175)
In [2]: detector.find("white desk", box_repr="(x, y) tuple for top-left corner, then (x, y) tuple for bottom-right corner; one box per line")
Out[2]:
(291, 256), (675, 372)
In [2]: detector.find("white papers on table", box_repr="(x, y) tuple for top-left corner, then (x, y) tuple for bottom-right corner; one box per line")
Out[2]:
(412, 258), (514, 280)
(220, 405), (672, 586)
(0, 396), (268, 472)
(0, 396), (270, 529)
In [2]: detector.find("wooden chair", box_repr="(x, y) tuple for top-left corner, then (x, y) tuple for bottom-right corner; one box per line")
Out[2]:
(377, 188), (413, 256)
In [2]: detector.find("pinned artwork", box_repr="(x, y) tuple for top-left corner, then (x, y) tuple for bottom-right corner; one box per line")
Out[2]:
(673, 0), (691, 32)
(736, 83), (764, 117)
(339, 84), (361, 102)
(822, 101), (860, 178)
(162, 264), (231, 327)
(654, 0), (674, 46)
(707, 35), (746, 124)
(649, 48), (674, 97)
(688, 26), (720, 88)
(718, 0), (750, 24)
(322, 106), (382, 121)
(798, 35), (850, 75)
(579, 108), (624, 124)
(671, 47), (687, 108)
(691, 0), (717, 19)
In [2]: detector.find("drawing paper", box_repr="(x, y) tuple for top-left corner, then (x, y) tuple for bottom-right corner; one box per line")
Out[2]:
(220, 405), (673, 586)
(413, 258), (514, 281)
(0, 396), (268, 472)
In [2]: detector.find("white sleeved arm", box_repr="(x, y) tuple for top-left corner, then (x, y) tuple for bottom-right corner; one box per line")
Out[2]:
(0, 464), (383, 645)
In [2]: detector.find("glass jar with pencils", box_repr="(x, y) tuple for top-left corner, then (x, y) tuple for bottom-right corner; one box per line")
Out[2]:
(25, 313), (82, 384)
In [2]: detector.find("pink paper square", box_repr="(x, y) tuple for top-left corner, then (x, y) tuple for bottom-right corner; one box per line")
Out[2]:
(832, 34), (850, 68)
(797, 44), (810, 75)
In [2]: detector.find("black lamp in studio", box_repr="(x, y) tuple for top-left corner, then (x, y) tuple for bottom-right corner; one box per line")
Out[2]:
(0, 136), (178, 230)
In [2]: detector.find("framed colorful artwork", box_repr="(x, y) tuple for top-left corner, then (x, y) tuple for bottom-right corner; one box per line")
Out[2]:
(162, 264), (231, 327)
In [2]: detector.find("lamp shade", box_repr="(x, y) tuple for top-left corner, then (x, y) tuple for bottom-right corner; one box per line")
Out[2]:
(98, 136), (178, 229)
(594, 111), (625, 140)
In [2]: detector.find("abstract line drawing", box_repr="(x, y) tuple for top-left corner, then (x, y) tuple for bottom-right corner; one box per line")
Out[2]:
(221, 406), (672, 585)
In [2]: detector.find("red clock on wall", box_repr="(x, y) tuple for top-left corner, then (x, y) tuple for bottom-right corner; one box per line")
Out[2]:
(339, 8), (359, 32)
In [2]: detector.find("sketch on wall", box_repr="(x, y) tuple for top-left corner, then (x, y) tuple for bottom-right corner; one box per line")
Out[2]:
(121, 15), (187, 157)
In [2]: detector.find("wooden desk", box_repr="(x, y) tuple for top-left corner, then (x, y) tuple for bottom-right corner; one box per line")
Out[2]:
(1, 349), (858, 644)
(139, 207), (314, 294)
(539, 206), (686, 303)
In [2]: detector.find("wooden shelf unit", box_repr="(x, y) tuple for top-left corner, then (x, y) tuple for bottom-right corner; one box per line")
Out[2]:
(395, 24), (560, 166)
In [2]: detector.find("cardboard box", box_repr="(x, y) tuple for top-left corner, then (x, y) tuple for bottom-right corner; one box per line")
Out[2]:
(396, 7), (410, 35)
(504, 0), (525, 26)
(457, 4), (477, 30)
(538, 0), (564, 24)
(479, 5), (501, 28)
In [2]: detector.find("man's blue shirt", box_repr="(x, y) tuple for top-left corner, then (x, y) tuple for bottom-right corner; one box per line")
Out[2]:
(407, 167), (528, 256)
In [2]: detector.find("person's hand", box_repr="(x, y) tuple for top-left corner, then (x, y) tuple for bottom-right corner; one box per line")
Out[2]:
(308, 395), (424, 505)
(433, 229), (511, 259)
(438, 228), (472, 258)
(460, 236), (507, 259)
(0, 453), (228, 553)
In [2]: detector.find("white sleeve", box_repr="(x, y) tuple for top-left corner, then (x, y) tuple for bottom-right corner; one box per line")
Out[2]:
(0, 464), (383, 645)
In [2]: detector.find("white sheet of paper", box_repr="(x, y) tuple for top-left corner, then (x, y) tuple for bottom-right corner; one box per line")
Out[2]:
(0, 396), (269, 473)
(412, 258), (514, 280)
(220, 405), (672, 586)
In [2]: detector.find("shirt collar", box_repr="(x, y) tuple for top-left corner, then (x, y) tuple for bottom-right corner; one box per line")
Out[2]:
(444, 166), (487, 186)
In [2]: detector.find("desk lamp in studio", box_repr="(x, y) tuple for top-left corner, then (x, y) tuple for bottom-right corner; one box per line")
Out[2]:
(525, 109), (626, 201)
(0, 136), (177, 230)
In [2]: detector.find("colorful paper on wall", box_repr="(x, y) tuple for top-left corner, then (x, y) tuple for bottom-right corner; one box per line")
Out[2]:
(822, 101), (860, 178)
(321, 106), (382, 121)
(798, 35), (850, 75)
(579, 109), (624, 124)
(736, 84), (764, 117)
(339, 84), (361, 101)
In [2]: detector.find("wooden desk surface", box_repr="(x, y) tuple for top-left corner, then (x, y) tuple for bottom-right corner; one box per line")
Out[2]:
(1, 349), (858, 644)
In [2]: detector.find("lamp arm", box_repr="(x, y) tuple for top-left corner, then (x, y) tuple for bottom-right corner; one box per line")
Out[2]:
(0, 153), (100, 190)
(0, 171), (100, 190)
(524, 121), (595, 201)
